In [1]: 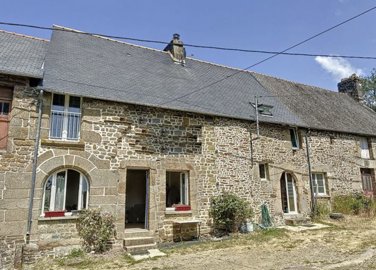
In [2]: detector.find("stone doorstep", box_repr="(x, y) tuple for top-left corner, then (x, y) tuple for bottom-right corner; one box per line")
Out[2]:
(284, 215), (311, 226)
(124, 243), (157, 255)
(123, 236), (155, 246)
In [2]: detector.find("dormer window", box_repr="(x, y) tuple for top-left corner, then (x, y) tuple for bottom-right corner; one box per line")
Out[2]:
(50, 94), (81, 141)
(360, 137), (371, 159)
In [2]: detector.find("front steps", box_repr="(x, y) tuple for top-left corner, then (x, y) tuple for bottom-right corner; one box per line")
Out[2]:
(284, 214), (311, 226)
(123, 228), (157, 254)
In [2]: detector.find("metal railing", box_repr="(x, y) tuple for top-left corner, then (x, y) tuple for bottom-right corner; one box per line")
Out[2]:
(50, 110), (81, 140)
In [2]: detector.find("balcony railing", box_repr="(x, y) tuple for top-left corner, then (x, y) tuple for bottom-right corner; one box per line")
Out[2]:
(50, 110), (81, 140)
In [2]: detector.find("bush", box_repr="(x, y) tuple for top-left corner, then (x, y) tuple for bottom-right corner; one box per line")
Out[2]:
(313, 202), (330, 220)
(210, 193), (253, 235)
(332, 193), (376, 216)
(77, 209), (116, 253)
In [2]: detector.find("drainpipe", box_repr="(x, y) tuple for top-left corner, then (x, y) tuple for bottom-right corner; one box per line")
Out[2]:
(304, 129), (316, 216)
(26, 89), (43, 244)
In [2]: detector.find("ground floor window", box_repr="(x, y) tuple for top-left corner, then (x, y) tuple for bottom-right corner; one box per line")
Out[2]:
(312, 173), (327, 196)
(42, 169), (89, 215)
(166, 171), (189, 209)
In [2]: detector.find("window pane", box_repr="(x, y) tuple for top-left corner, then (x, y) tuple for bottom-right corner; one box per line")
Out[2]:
(259, 164), (266, 179)
(52, 94), (65, 111)
(50, 111), (64, 139)
(65, 170), (80, 212)
(2, 102), (9, 115)
(67, 111), (80, 139)
(166, 172), (181, 207)
(68, 96), (81, 113)
(55, 171), (66, 211)
(290, 129), (298, 148)
(43, 176), (53, 212)
(81, 176), (88, 209)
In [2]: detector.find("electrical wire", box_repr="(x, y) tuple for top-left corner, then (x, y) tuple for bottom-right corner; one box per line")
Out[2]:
(158, 5), (376, 106)
(0, 21), (375, 60)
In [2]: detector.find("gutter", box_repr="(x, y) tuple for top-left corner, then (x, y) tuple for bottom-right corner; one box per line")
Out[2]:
(26, 89), (43, 244)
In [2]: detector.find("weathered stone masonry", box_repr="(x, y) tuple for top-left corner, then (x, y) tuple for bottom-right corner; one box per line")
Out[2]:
(1, 85), (376, 268)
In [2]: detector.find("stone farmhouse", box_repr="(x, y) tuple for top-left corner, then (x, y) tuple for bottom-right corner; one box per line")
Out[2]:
(0, 26), (375, 268)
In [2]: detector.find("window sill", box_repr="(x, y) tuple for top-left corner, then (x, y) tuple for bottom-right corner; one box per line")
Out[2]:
(315, 195), (330, 199)
(38, 215), (80, 221)
(41, 139), (85, 150)
(165, 210), (192, 215)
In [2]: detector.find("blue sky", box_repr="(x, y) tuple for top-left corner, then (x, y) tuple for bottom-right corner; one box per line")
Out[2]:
(1, 0), (375, 90)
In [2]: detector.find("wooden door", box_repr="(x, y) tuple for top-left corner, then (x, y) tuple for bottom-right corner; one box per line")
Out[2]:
(0, 87), (12, 149)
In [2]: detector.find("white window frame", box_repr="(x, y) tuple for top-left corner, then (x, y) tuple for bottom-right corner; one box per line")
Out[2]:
(360, 137), (370, 159)
(166, 171), (190, 211)
(49, 94), (82, 141)
(289, 128), (300, 149)
(312, 173), (327, 196)
(259, 163), (269, 181)
(41, 169), (89, 216)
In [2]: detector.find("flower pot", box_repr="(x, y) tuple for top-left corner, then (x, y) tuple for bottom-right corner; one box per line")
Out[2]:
(44, 211), (65, 217)
(174, 205), (191, 211)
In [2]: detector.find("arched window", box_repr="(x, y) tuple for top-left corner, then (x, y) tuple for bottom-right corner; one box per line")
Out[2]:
(42, 169), (89, 215)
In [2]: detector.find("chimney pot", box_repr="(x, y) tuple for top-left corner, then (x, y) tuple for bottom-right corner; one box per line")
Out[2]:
(338, 74), (364, 102)
(164, 33), (186, 64)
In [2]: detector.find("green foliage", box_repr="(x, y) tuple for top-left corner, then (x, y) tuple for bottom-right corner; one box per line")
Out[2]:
(210, 193), (253, 235)
(313, 202), (331, 220)
(332, 193), (376, 216)
(361, 68), (376, 111)
(67, 248), (85, 258)
(77, 208), (116, 253)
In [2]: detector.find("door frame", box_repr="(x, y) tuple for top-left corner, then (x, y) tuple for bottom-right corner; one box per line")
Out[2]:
(281, 172), (298, 214)
(125, 169), (150, 230)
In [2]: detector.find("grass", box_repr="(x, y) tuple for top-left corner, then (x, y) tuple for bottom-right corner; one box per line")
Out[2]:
(161, 228), (288, 255)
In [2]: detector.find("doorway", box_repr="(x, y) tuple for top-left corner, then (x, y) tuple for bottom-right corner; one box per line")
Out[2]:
(280, 172), (298, 214)
(125, 169), (149, 229)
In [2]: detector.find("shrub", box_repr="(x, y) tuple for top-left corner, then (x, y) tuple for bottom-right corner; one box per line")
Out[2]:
(332, 193), (376, 216)
(77, 209), (116, 253)
(313, 202), (331, 220)
(210, 193), (253, 235)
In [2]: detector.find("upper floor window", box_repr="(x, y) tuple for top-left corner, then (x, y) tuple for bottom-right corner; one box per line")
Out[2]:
(289, 128), (299, 149)
(360, 137), (371, 159)
(50, 94), (81, 141)
(0, 87), (13, 149)
(42, 169), (89, 215)
(166, 171), (189, 210)
(312, 173), (327, 196)
(259, 163), (269, 181)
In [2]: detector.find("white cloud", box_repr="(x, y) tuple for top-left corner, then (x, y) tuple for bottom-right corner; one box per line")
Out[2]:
(315, 56), (363, 81)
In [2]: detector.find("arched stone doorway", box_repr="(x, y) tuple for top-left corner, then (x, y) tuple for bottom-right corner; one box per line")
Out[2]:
(280, 172), (298, 214)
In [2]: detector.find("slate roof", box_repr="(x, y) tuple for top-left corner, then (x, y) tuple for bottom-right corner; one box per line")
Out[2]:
(41, 26), (376, 136)
(0, 30), (48, 78)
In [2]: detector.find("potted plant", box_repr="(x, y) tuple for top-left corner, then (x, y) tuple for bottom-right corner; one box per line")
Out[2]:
(44, 210), (66, 217)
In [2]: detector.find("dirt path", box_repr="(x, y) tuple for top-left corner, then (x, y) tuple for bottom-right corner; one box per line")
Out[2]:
(34, 216), (376, 270)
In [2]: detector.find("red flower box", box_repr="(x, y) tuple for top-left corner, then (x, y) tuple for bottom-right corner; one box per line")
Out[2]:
(44, 211), (65, 217)
(174, 205), (191, 211)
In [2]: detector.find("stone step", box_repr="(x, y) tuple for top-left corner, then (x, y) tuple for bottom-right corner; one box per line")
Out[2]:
(124, 243), (157, 254)
(284, 216), (311, 226)
(123, 236), (155, 246)
(124, 229), (152, 238)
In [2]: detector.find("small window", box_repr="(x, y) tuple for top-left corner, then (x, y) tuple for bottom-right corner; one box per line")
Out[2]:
(50, 94), (81, 141)
(290, 128), (299, 149)
(0, 88), (12, 149)
(42, 169), (89, 215)
(360, 137), (370, 159)
(312, 173), (327, 196)
(166, 171), (189, 210)
(259, 163), (269, 181)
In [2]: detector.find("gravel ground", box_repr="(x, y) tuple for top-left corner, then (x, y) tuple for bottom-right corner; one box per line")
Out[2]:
(33, 216), (376, 270)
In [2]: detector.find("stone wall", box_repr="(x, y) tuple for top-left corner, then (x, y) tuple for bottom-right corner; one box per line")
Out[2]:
(1, 85), (376, 268)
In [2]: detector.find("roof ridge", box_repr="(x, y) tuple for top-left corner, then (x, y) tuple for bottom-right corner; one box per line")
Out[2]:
(52, 25), (169, 54)
(251, 70), (336, 93)
(0, 29), (49, 42)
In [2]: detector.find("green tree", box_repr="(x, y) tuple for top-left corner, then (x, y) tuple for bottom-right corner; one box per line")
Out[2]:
(361, 68), (376, 111)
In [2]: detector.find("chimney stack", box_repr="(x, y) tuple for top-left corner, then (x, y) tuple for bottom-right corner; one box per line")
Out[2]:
(337, 74), (364, 102)
(164, 33), (186, 64)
